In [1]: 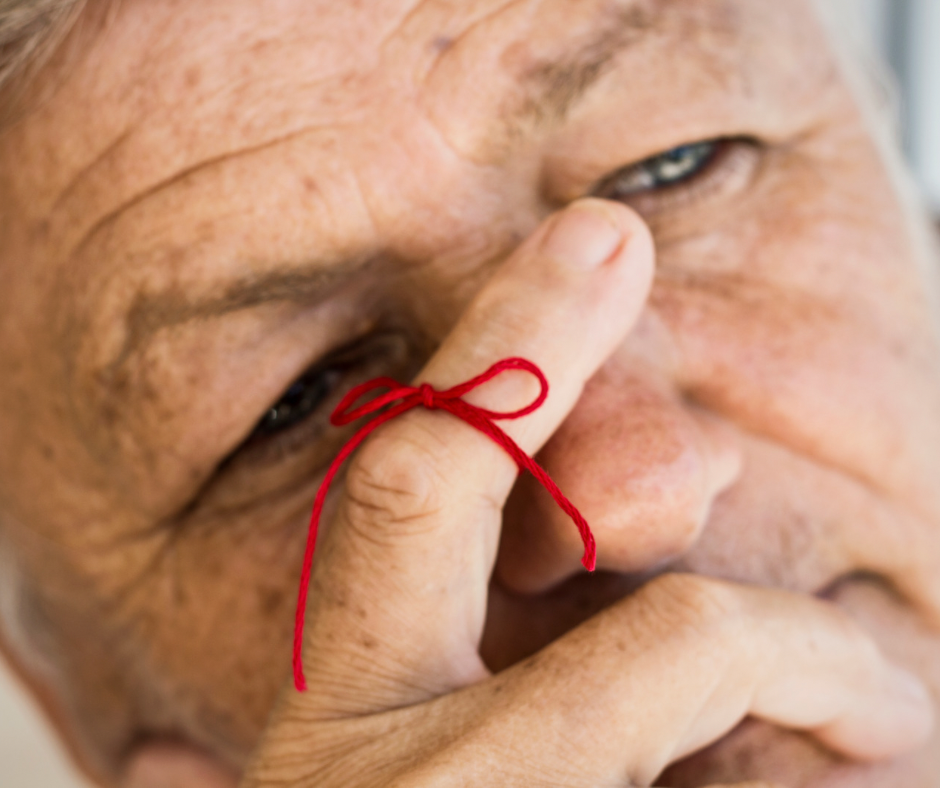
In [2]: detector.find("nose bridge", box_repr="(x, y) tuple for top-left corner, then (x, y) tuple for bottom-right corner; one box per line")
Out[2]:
(495, 359), (742, 594)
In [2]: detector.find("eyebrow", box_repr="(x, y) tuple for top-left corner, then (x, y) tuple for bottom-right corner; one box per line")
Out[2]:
(108, 259), (372, 377)
(505, 3), (661, 130)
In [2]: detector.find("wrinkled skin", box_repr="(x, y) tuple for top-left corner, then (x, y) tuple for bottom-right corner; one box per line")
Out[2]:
(1, 0), (940, 785)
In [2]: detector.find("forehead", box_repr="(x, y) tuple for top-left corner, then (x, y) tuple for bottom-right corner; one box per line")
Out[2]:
(12, 0), (826, 225)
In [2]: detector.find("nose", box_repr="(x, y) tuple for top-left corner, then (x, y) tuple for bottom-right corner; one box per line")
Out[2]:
(495, 359), (742, 594)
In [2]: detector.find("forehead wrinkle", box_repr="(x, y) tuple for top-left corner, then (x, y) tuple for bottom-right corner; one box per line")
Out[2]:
(423, 0), (664, 161)
(63, 1), (658, 259)
(66, 119), (333, 264)
(52, 127), (134, 214)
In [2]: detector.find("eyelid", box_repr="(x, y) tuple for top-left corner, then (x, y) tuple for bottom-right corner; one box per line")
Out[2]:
(231, 331), (415, 466)
(589, 138), (763, 217)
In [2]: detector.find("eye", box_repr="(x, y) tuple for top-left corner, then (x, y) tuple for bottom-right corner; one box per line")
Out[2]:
(251, 366), (343, 438)
(183, 332), (416, 520)
(594, 140), (720, 199)
(241, 332), (414, 455)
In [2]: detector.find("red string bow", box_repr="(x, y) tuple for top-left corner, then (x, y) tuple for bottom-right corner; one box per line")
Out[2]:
(293, 357), (596, 691)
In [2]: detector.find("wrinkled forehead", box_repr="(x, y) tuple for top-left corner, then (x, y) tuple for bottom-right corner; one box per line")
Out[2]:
(10, 0), (829, 221)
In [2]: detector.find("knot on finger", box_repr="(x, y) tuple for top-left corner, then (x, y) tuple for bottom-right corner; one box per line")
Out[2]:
(419, 383), (437, 409)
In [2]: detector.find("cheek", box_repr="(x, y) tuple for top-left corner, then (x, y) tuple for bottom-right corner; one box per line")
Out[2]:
(7, 502), (308, 778)
(119, 513), (304, 763)
(649, 183), (940, 519)
(0, 545), (141, 783)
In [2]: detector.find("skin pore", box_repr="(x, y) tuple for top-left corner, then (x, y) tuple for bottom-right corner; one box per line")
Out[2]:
(2, 0), (940, 785)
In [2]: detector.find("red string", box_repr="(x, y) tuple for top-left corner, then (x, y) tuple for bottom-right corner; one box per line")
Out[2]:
(292, 357), (596, 691)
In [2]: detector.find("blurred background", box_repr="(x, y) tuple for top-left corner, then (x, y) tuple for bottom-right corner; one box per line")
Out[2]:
(859, 0), (940, 213)
(0, 2), (937, 786)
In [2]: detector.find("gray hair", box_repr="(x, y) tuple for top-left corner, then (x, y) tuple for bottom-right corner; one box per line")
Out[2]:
(0, 0), (83, 98)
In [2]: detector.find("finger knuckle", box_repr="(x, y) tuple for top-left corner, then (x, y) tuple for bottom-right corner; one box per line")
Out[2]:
(639, 573), (747, 645)
(343, 425), (450, 541)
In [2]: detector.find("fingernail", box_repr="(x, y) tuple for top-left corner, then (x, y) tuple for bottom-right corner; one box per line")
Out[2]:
(541, 199), (625, 269)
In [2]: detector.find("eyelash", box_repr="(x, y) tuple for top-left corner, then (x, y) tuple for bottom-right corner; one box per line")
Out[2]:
(245, 139), (749, 450)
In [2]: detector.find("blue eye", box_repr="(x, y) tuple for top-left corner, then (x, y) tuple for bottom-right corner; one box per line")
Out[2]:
(595, 140), (719, 199)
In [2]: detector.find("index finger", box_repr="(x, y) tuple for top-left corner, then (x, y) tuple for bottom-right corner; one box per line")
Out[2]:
(299, 199), (654, 708)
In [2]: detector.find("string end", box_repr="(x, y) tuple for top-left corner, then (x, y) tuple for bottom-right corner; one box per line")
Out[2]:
(581, 538), (597, 572)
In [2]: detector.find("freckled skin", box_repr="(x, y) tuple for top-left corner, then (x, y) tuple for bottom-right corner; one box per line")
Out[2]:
(0, 0), (939, 786)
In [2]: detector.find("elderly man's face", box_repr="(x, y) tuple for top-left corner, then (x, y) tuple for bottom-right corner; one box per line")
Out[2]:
(2, 0), (940, 785)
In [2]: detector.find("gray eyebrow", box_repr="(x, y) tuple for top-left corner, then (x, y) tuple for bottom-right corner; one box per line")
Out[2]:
(105, 258), (374, 378)
(505, 3), (660, 130)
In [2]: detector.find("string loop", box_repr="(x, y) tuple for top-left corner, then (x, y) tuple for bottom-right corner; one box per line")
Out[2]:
(292, 357), (595, 691)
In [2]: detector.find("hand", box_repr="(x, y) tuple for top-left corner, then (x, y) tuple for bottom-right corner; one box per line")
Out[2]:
(241, 200), (932, 787)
